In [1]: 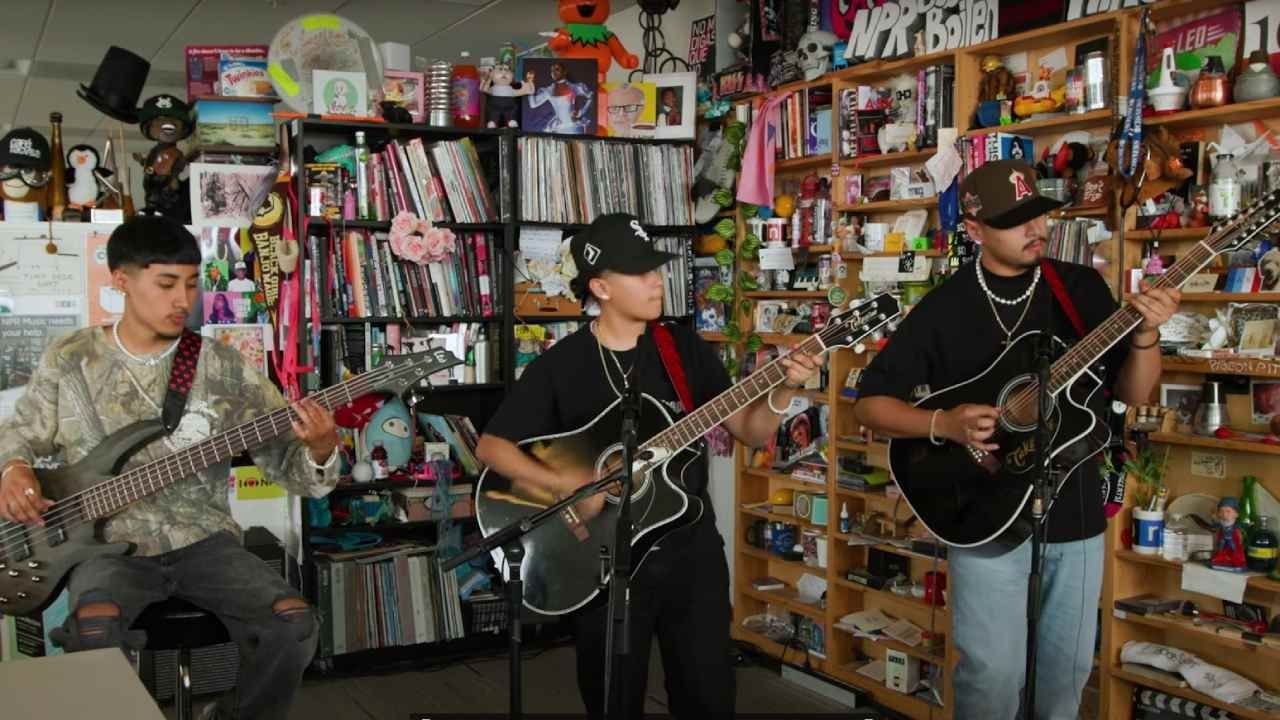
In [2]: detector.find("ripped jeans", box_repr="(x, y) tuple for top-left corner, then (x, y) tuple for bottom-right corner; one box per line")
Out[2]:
(53, 531), (317, 720)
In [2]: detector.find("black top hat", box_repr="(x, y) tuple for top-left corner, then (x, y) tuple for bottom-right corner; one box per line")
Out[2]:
(78, 46), (151, 124)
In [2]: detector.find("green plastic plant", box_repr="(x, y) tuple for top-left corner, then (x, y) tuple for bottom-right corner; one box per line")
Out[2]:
(1122, 445), (1169, 510)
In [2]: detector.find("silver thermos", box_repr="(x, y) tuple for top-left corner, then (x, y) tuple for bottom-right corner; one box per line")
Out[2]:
(1192, 381), (1230, 436)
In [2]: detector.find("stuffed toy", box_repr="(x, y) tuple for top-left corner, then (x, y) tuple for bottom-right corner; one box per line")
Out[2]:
(1107, 126), (1192, 206)
(481, 46), (533, 128)
(548, 0), (639, 82)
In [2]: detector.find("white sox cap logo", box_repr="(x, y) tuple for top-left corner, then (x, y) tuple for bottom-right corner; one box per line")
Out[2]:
(583, 243), (601, 265)
(629, 219), (650, 242)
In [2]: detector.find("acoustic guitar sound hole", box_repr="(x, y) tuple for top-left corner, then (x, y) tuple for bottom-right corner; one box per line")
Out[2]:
(998, 375), (1042, 433)
(596, 444), (654, 505)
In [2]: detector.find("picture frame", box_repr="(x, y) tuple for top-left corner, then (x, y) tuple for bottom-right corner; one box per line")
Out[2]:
(521, 57), (598, 136)
(600, 81), (657, 138)
(646, 72), (696, 139)
(189, 162), (277, 227)
(202, 323), (271, 376)
(203, 291), (268, 326)
(313, 69), (369, 117)
(1251, 379), (1280, 424)
(1160, 383), (1203, 428)
(382, 70), (424, 123)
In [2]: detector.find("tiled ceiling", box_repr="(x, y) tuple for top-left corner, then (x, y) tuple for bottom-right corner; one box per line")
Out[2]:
(2, 0), (636, 148)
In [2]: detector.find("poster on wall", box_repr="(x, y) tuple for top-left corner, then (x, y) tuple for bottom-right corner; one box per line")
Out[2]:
(1149, 6), (1242, 87)
(0, 315), (79, 391)
(838, 0), (999, 64)
(0, 229), (85, 317)
(84, 230), (123, 327)
(203, 323), (271, 376)
(688, 15), (716, 82)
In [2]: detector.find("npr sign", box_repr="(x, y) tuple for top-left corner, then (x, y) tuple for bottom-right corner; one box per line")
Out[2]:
(835, 0), (999, 64)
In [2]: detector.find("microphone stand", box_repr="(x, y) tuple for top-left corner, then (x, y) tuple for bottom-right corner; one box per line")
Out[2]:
(1023, 278), (1060, 719)
(602, 327), (645, 719)
(443, 470), (626, 720)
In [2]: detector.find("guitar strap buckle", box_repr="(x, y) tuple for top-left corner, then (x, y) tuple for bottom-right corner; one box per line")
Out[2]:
(162, 330), (203, 434)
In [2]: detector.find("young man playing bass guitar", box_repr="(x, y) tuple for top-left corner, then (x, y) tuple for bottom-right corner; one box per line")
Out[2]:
(854, 161), (1179, 720)
(0, 215), (340, 720)
(476, 213), (821, 719)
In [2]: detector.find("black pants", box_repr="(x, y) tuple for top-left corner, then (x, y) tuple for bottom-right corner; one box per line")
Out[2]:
(573, 516), (735, 719)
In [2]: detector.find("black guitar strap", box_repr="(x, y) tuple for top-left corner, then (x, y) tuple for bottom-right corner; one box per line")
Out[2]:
(162, 330), (203, 434)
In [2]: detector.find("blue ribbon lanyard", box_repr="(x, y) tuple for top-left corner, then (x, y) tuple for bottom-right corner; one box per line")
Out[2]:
(1118, 10), (1150, 180)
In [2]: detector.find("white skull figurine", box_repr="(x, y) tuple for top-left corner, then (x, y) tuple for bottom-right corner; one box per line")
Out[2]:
(796, 31), (837, 81)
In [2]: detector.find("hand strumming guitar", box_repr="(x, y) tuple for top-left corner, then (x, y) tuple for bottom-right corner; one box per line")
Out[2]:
(0, 461), (54, 526)
(937, 404), (1002, 452)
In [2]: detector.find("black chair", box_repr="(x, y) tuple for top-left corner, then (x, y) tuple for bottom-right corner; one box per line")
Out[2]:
(131, 598), (231, 720)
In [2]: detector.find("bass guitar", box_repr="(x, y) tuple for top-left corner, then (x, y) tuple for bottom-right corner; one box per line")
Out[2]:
(0, 348), (461, 616)
(889, 192), (1280, 553)
(475, 294), (901, 615)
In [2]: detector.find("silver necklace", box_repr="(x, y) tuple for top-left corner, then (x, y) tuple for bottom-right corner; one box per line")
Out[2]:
(976, 260), (1040, 305)
(112, 320), (180, 367)
(592, 321), (635, 399)
(976, 264), (1037, 345)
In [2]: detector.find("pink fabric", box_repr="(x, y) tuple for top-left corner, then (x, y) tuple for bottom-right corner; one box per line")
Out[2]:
(736, 92), (792, 207)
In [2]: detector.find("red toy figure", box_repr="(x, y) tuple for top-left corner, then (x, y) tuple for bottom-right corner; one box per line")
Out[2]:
(1211, 496), (1248, 571)
(548, 0), (639, 82)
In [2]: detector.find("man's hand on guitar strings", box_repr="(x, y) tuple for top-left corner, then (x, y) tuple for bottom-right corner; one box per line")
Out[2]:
(939, 404), (1002, 452)
(0, 463), (54, 526)
(780, 347), (821, 388)
(289, 398), (339, 465)
(559, 466), (605, 524)
(1131, 281), (1181, 335)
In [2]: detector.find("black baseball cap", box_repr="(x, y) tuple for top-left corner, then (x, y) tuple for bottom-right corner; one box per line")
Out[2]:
(0, 128), (50, 168)
(570, 213), (677, 303)
(958, 159), (1062, 230)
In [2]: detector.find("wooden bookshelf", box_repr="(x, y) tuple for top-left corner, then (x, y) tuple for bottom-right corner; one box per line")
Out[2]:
(836, 197), (937, 214)
(962, 108), (1112, 138)
(1146, 432), (1280, 457)
(1143, 96), (1280, 131)
(1160, 356), (1280, 379)
(839, 148), (936, 170)
(1124, 227), (1211, 241)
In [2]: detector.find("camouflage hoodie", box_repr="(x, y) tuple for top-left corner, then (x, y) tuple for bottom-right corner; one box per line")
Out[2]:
(0, 326), (338, 555)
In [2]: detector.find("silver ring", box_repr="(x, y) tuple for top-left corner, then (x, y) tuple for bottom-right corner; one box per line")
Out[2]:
(23, 487), (35, 497)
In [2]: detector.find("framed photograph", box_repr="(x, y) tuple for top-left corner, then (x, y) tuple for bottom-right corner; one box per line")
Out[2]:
(189, 162), (277, 227)
(194, 97), (276, 149)
(1252, 379), (1280, 424)
(600, 81), (656, 138)
(313, 69), (369, 117)
(382, 70), (424, 123)
(1259, 246), (1280, 292)
(521, 57), (598, 135)
(646, 72), (696, 139)
(203, 291), (268, 326)
(202, 323), (271, 376)
(844, 174), (863, 205)
(1160, 383), (1203, 427)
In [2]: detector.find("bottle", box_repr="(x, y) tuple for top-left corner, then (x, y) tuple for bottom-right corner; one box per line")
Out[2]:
(839, 502), (851, 534)
(451, 51), (482, 129)
(1209, 154), (1241, 220)
(1161, 513), (1187, 562)
(354, 131), (370, 220)
(48, 112), (67, 220)
(1240, 475), (1260, 537)
(1247, 515), (1278, 573)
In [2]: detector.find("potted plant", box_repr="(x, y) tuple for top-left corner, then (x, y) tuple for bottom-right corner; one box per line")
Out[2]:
(1121, 445), (1170, 555)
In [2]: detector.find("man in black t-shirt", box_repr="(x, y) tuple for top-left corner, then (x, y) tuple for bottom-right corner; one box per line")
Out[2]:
(477, 213), (821, 719)
(854, 160), (1179, 720)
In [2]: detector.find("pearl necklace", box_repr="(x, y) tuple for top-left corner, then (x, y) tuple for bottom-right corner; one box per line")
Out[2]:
(112, 320), (180, 367)
(976, 261), (1040, 305)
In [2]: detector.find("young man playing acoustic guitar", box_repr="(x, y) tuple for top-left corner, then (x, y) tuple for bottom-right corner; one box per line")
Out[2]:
(476, 213), (821, 719)
(0, 215), (340, 720)
(854, 160), (1179, 720)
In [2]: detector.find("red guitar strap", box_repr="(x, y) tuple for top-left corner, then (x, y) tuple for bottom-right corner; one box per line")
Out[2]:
(1039, 259), (1086, 339)
(651, 322), (695, 414)
(162, 330), (203, 434)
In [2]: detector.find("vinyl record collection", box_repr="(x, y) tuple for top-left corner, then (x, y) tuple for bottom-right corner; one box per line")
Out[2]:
(518, 136), (694, 225)
(655, 235), (693, 318)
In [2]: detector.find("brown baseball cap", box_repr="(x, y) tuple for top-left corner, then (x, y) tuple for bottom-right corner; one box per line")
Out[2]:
(958, 159), (1063, 230)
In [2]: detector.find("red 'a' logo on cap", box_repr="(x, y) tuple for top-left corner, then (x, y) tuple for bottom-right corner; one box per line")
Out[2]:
(1010, 171), (1033, 202)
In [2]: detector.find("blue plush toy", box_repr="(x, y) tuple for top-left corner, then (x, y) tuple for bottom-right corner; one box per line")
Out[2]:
(361, 396), (414, 469)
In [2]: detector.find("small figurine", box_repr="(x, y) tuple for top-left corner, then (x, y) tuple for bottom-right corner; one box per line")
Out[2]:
(0, 127), (52, 223)
(370, 443), (390, 480)
(481, 47), (532, 128)
(133, 94), (194, 222)
(65, 144), (106, 215)
(978, 55), (1017, 102)
(1211, 496), (1249, 571)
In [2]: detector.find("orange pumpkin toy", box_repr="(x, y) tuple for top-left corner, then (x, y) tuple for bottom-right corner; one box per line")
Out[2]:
(548, 0), (639, 82)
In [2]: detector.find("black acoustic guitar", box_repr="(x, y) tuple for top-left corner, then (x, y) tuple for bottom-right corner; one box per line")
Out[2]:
(475, 294), (901, 615)
(890, 192), (1280, 554)
(0, 348), (461, 617)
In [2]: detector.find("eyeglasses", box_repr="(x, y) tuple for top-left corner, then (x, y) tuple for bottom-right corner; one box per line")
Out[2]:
(0, 166), (51, 187)
(607, 104), (643, 115)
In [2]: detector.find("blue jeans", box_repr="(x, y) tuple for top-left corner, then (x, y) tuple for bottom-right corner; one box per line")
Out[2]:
(950, 532), (1103, 720)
